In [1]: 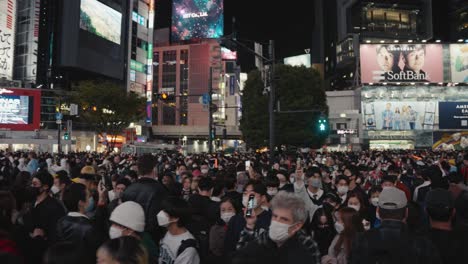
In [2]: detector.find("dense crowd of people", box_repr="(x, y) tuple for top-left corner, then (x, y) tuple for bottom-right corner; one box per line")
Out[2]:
(0, 149), (468, 264)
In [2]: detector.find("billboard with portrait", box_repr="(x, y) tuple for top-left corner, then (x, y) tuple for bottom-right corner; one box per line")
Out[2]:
(172, 0), (224, 41)
(450, 44), (468, 83)
(362, 101), (437, 131)
(80, 0), (122, 44)
(360, 44), (443, 83)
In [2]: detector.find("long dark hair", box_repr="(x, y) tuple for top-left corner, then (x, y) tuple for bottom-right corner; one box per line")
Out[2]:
(334, 207), (364, 256)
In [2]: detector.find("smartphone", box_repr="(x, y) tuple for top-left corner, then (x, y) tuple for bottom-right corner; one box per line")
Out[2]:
(245, 194), (255, 218)
(102, 175), (112, 190)
(245, 160), (251, 170)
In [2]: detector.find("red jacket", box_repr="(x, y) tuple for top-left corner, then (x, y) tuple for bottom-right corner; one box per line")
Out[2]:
(396, 181), (412, 201)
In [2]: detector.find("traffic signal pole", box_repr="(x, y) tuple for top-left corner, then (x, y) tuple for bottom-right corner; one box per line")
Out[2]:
(268, 40), (275, 163)
(208, 67), (214, 153)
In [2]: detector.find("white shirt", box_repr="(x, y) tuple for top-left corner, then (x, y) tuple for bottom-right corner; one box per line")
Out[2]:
(307, 188), (324, 201)
(159, 231), (200, 264)
(68, 212), (89, 219)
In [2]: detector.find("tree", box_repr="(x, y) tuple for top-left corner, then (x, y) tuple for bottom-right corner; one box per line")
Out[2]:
(71, 80), (146, 150)
(240, 65), (328, 149)
(239, 70), (269, 149)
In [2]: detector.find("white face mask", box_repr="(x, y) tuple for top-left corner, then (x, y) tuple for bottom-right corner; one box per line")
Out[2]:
(337, 186), (349, 195)
(334, 222), (344, 233)
(221, 212), (235, 224)
(267, 189), (278, 196)
(51, 185), (60, 195)
(269, 220), (294, 243)
(370, 197), (379, 207)
(348, 204), (360, 212)
(157, 211), (173, 227)
(242, 195), (258, 208)
(109, 226), (123, 239)
(201, 169), (209, 174)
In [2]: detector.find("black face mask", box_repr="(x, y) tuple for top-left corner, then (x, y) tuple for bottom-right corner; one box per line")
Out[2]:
(26, 186), (41, 200)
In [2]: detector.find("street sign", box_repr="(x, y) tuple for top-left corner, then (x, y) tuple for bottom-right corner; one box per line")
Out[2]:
(55, 112), (63, 120)
(202, 93), (209, 105)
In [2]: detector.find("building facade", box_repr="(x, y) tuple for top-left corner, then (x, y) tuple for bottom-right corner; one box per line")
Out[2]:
(151, 36), (242, 151)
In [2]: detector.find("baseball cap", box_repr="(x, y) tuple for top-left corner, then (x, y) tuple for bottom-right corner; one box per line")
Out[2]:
(425, 188), (454, 209)
(378, 187), (407, 210)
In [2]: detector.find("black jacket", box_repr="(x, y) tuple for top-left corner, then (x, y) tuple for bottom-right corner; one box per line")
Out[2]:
(231, 230), (321, 264)
(122, 177), (169, 233)
(350, 220), (442, 264)
(187, 194), (219, 234)
(55, 214), (103, 262)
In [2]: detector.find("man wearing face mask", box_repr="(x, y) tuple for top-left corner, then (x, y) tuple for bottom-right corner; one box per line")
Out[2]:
(232, 191), (321, 264)
(109, 201), (159, 262)
(158, 197), (200, 264)
(306, 171), (326, 206)
(200, 164), (210, 176)
(335, 176), (351, 205)
(55, 183), (105, 263)
(224, 181), (271, 254)
(51, 170), (71, 201)
(22, 170), (66, 263)
(107, 178), (132, 214)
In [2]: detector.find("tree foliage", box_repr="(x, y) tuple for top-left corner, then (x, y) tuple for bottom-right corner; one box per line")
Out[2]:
(71, 80), (146, 149)
(240, 65), (328, 149)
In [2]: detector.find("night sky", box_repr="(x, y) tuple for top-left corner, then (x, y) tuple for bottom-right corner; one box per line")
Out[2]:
(155, 0), (314, 72)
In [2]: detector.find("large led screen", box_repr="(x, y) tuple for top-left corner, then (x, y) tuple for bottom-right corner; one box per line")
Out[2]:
(450, 44), (468, 83)
(172, 0), (224, 41)
(284, 54), (311, 68)
(80, 0), (122, 44)
(0, 95), (30, 124)
(360, 44), (443, 83)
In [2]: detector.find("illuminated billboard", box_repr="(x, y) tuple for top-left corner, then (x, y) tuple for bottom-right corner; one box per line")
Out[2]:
(221, 47), (237, 60)
(450, 44), (468, 83)
(80, 0), (122, 44)
(0, 95), (29, 124)
(360, 44), (444, 83)
(171, 0), (224, 41)
(439, 102), (468, 129)
(284, 54), (311, 68)
(0, 0), (16, 80)
(0, 88), (41, 131)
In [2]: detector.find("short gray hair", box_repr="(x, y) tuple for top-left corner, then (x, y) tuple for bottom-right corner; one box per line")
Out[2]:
(271, 191), (307, 223)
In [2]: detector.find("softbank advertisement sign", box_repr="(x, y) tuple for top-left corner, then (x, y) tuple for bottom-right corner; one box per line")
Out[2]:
(360, 44), (444, 83)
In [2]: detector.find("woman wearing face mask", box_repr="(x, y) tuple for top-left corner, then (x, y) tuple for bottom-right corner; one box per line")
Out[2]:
(108, 201), (158, 263)
(209, 197), (239, 262)
(157, 197), (200, 264)
(310, 208), (336, 257)
(324, 207), (364, 264)
(345, 191), (371, 230)
(367, 186), (382, 228)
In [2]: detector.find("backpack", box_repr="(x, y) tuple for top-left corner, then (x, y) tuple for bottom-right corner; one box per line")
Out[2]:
(177, 238), (198, 257)
(176, 231), (210, 262)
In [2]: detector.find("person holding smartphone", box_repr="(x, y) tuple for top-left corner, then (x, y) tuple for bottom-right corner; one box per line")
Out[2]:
(224, 180), (271, 254)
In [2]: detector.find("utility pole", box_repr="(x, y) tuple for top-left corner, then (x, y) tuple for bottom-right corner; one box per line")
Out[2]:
(268, 40), (275, 163)
(208, 67), (214, 153)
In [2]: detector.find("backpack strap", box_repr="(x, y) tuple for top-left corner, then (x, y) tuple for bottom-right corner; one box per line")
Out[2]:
(177, 239), (198, 257)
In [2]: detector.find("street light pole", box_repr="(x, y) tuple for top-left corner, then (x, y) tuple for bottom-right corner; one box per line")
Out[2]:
(268, 40), (275, 163)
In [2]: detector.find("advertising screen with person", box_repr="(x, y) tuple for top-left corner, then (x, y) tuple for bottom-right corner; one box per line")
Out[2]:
(360, 44), (444, 83)
(362, 101), (437, 131)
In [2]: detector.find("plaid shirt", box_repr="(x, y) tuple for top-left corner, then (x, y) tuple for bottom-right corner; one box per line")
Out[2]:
(237, 227), (321, 264)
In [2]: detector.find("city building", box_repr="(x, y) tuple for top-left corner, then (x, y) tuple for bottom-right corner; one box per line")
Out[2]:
(151, 30), (242, 152)
(315, 0), (468, 150)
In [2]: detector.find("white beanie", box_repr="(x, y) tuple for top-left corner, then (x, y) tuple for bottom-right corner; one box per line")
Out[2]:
(110, 201), (145, 232)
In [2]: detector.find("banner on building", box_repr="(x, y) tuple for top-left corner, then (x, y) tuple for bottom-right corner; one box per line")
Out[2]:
(439, 102), (468, 129)
(0, 0), (16, 80)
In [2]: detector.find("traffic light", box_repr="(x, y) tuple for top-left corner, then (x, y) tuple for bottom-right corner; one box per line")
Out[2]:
(317, 116), (329, 135)
(157, 93), (174, 101)
(63, 132), (70, 140)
